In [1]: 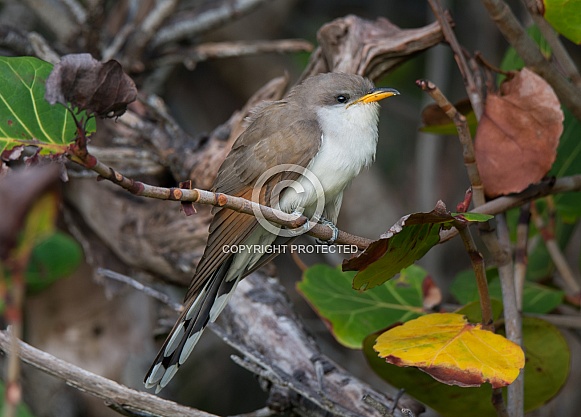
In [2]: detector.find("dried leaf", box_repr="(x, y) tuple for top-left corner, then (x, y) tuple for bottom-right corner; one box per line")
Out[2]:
(375, 313), (525, 388)
(45, 53), (137, 118)
(474, 68), (563, 197)
(420, 98), (477, 136)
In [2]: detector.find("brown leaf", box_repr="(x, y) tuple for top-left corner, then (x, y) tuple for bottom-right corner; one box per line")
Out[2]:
(474, 68), (563, 197)
(45, 53), (137, 118)
(421, 98), (473, 127)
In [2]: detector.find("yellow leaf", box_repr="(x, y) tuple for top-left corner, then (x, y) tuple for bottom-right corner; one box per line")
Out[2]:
(374, 313), (525, 388)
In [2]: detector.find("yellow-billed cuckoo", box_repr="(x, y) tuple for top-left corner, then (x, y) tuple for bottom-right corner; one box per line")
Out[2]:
(144, 72), (399, 392)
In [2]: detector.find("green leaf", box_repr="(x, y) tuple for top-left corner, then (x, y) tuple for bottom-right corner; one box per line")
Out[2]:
(543, 0), (581, 44)
(519, 317), (570, 411)
(500, 25), (552, 75)
(343, 204), (453, 290)
(25, 232), (82, 292)
(550, 108), (581, 220)
(343, 203), (489, 291)
(451, 269), (564, 314)
(455, 299), (504, 323)
(297, 264), (425, 349)
(364, 317), (570, 416)
(0, 56), (95, 156)
(450, 212), (494, 222)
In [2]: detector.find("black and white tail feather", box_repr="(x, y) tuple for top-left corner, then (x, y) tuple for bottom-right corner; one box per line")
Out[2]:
(144, 259), (239, 393)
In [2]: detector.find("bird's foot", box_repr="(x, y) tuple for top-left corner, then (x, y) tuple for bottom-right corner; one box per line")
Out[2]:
(316, 218), (339, 245)
(287, 209), (311, 236)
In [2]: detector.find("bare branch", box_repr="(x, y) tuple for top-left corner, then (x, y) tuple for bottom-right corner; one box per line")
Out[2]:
(514, 203), (531, 309)
(0, 331), (217, 417)
(521, 0), (581, 88)
(153, 39), (313, 69)
(214, 273), (426, 417)
(152, 0), (271, 48)
(69, 147), (373, 249)
(439, 175), (581, 240)
(427, 0), (483, 118)
(480, 0), (581, 121)
(416, 79), (485, 205)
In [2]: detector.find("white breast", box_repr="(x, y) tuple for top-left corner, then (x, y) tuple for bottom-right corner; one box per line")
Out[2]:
(279, 102), (380, 216)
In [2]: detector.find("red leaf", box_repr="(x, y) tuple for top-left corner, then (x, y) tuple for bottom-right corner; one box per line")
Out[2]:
(474, 68), (563, 197)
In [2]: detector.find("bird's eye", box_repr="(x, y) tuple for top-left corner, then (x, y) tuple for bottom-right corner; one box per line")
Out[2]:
(336, 94), (349, 104)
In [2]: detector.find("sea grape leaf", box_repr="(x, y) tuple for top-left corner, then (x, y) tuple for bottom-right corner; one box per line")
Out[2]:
(500, 24), (551, 80)
(549, 108), (581, 220)
(542, 0), (581, 44)
(374, 313), (524, 388)
(296, 264), (426, 348)
(0, 56), (95, 158)
(364, 317), (569, 416)
(343, 202), (492, 290)
(45, 53), (137, 118)
(454, 299), (504, 323)
(25, 231), (82, 292)
(474, 68), (563, 197)
(451, 268), (564, 314)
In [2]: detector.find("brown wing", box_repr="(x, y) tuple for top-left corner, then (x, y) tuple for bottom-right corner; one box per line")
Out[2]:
(184, 101), (322, 300)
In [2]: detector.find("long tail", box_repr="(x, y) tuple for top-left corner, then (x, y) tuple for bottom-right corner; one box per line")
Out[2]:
(144, 258), (240, 393)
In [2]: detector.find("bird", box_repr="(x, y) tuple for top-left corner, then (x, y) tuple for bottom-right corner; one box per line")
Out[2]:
(144, 72), (399, 392)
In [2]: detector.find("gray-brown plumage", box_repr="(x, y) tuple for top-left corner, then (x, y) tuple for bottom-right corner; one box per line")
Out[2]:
(145, 73), (398, 392)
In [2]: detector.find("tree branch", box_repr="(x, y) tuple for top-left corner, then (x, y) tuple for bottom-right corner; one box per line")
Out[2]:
(0, 330), (217, 417)
(480, 0), (581, 121)
(151, 0), (271, 48)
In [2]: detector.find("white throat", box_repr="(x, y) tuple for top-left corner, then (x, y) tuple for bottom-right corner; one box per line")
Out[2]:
(279, 102), (380, 217)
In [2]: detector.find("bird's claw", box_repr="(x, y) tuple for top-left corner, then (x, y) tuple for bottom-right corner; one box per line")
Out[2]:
(316, 218), (339, 245)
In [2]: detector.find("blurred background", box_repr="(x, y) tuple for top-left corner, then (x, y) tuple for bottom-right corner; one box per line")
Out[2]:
(1, 0), (579, 416)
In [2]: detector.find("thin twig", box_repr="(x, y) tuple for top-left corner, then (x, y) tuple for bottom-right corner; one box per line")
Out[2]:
(101, 23), (135, 62)
(0, 331), (217, 417)
(125, 0), (180, 67)
(521, 0), (581, 88)
(496, 213), (523, 417)
(440, 175), (581, 243)
(492, 388), (510, 417)
(514, 203), (531, 310)
(526, 313), (581, 328)
(416, 79), (484, 205)
(95, 268), (183, 312)
(152, 0), (271, 48)
(454, 220), (493, 328)
(480, 0), (581, 121)
(530, 201), (581, 295)
(427, 0), (483, 118)
(59, 0), (87, 25)
(153, 39), (313, 69)
(69, 149), (373, 249)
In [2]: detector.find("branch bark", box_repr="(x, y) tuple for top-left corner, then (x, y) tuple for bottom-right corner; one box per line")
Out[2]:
(0, 330), (217, 417)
